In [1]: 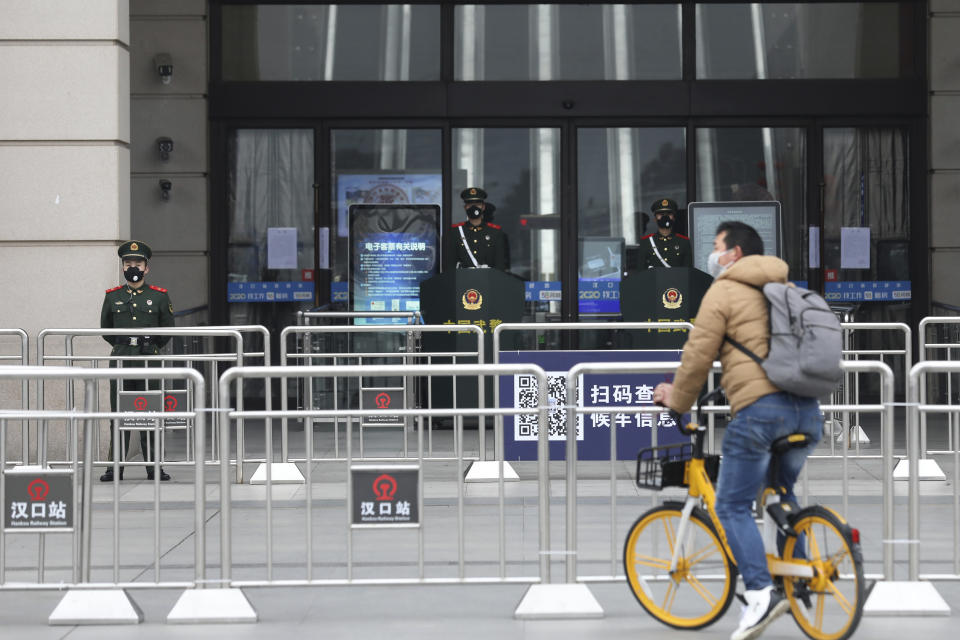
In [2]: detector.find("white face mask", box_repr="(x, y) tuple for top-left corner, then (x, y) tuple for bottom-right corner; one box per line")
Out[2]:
(707, 248), (734, 278)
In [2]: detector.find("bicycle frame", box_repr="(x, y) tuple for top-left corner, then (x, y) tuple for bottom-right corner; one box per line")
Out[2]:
(668, 433), (815, 580)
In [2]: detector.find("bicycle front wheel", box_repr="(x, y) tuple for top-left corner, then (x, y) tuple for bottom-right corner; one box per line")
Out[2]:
(623, 503), (736, 629)
(781, 506), (865, 640)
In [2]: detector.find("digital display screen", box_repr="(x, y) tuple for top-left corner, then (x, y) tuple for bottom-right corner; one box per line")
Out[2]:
(579, 237), (624, 314)
(688, 201), (782, 273)
(349, 204), (440, 325)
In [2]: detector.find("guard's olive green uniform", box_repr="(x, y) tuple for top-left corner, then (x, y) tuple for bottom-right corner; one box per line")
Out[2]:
(638, 232), (692, 269)
(445, 221), (510, 271)
(101, 282), (174, 466)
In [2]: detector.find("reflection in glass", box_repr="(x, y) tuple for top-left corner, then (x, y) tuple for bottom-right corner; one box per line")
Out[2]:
(696, 3), (900, 79)
(455, 4), (681, 81)
(227, 129), (315, 327)
(452, 128), (561, 319)
(579, 127), (687, 249)
(331, 129), (442, 286)
(695, 127), (805, 277)
(222, 4), (441, 81)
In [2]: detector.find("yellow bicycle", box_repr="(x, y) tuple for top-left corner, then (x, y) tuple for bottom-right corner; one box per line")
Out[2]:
(624, 396), (864, 640)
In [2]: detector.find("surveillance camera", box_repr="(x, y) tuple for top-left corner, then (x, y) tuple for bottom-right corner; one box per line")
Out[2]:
(159, 179), (172, 201)
(157, 137), (173, 161)
(154, 53), (173, 85)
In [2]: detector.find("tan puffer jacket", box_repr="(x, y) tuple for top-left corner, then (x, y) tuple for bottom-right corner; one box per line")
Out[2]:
(668, 254), (789, 416)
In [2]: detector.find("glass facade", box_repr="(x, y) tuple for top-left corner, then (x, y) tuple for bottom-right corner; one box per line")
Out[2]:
(454, 4), (682, 81)
(696, 3), (901, 79)
(222, 4), (441, 80)
(213, 2), (923, 327)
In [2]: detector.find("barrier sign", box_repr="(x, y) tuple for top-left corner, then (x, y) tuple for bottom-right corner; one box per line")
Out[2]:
(499, 350), (689, 461)
(361, 388), (403, 425)
(351, 466), (419, 526)
(163, 389), (188, 428)
(3, 468), (73, 532)
(119, 390), (162, 429)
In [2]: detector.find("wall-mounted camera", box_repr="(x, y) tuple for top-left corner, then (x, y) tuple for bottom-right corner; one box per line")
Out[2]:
(159, 179), (172, 201)
(155, 53), (173, 85)
(157, 137), (173, 161)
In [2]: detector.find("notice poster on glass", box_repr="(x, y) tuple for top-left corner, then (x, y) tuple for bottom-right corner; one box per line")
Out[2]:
(349, 204), (440, 325)
(688, 201), (783, 273)
(336, 172), (442, 237)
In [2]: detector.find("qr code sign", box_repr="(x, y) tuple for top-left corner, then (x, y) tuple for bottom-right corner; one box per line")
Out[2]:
(514, 373), (583, 441)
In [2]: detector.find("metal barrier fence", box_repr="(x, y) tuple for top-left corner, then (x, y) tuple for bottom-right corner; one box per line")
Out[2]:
(919, 316), (960, 457)
(909, 360), (960, 580)
(828, 322), (910, 458)
(36, 328), (245, 478)
(0, 328), (29, 464)
(0, 366), (205, 621)
(559, 360), (899, 584)
(279, 324), (486, 463)
(215, 364), (548, 596)
(298, 310), (422, 325)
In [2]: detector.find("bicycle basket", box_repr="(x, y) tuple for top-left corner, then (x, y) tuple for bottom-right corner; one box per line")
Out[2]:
(635, 443), (720, 490)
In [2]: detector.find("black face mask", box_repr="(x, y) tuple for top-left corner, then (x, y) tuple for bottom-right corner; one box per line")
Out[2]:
(656, 215), (673, 230)
(124, 266), (145, 283)
(466, 205), (483, 219)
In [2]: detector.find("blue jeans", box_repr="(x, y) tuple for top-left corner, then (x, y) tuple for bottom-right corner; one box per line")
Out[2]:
(714, 392), (823, 590)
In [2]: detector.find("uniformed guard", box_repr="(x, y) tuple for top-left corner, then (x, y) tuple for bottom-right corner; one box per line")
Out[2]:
(639, 198), (692, 269)
(444, 187), (510, 271)
(100, 240), (175, 482)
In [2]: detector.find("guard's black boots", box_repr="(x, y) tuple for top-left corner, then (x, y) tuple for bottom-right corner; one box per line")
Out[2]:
(146, 468), (171, 481)
(100, 468), (124, 482)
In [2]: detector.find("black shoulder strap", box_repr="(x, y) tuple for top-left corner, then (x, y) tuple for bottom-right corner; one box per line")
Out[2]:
(722, 280), (766, 365)
(723, 335), (764, 365)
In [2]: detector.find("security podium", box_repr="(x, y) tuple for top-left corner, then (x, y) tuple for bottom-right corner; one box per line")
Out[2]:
(619, 267), (713, 349)
(420, 268), (524, 409)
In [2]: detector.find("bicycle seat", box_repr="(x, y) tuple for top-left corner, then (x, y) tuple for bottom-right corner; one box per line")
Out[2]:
(770, 432), (814, 455)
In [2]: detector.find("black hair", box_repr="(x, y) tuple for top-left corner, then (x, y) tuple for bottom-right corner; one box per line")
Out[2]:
(716, 221), (764, 256)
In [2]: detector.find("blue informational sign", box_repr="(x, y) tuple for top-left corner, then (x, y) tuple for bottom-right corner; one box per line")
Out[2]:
(227, 281), (314, 303)
(578, 278), (620, 314)
(525, 280), (562, 302)
(331, 281), (348, 302)
(824, 281), (911, 302)
(499, 350), (689, 461)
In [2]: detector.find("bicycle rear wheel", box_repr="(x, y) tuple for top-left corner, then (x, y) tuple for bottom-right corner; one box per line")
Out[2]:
(623, 503), (736, 629)
(781, 505), (864, 640)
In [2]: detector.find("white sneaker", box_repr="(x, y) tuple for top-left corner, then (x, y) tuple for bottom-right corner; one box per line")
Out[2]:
(730, 585), (790, 640)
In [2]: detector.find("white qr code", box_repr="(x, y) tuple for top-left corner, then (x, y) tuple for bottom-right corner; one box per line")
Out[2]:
(514, 373), (583, 441)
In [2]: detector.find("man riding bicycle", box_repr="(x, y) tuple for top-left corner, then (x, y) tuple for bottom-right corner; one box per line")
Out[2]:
(653, 221), (823, 640)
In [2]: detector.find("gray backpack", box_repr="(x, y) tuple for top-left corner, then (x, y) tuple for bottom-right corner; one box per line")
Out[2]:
(726, 283), (843, 398)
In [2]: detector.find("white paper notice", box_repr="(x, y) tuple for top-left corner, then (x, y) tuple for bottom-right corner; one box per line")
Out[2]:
(808, 226), (820, 268)
(316, 227), (330, 269)
(267, 227), (298, 269)
(840, 227), (870, 269)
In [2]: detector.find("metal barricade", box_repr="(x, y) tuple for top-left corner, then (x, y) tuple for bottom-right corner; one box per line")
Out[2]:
(0, 328), (29, 464)
(909, 361), (960, 580)
(919, 316), (960, 457)
(298, 310), (422, 326)
(0, 366), (205, 622)
(279, 324), (485, 462)
(559, 360), (897, 586)
(37, 328), (245, 478)
(826, 322), (910, 459)
(214, 364), (549, 599)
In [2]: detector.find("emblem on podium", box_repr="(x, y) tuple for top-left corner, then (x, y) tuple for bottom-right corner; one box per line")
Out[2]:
(462, 288), (483, 310)
(662, 288), (683, 309)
